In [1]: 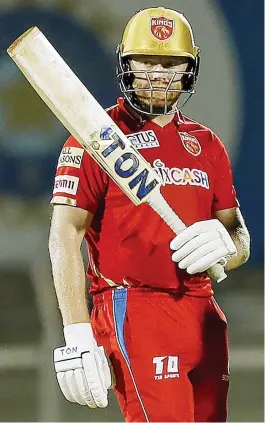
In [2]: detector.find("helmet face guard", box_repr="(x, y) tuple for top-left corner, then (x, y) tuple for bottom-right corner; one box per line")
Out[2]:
(116, 47), (199, 115)
(116, 7), (200, 116)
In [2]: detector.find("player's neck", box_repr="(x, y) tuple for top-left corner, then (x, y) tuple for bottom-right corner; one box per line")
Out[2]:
(123, 99), (176, 128)
(149, 114), (175, 127)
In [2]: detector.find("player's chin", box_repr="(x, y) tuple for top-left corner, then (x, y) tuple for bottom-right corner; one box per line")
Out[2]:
(136, 94), (178, 110)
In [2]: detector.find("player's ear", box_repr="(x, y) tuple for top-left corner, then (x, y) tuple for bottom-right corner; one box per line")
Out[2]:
(182, 59), (192, 90)
(182, 55), (200, 91)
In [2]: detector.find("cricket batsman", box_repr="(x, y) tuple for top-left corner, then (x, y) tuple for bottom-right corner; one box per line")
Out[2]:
(49, 7), (250, 422)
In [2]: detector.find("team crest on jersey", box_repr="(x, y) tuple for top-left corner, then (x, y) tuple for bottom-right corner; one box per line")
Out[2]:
(127, 130), (160, 149)
(150, 16), (174, 41)
(179, 132), (202, 156)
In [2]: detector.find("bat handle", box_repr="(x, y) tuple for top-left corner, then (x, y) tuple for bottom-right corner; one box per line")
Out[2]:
(146, 190), (227, 283)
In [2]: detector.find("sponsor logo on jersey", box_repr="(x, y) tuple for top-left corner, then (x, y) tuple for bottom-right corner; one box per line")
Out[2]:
(53, 175), (79, 195)
(153, 159), (209, 189)
(57, 147), (84, 168)
(127, 130), (160, 149)
(179, 132), (202, 156)
(153, 356), (179, 380)
(150, 16), (174, 41)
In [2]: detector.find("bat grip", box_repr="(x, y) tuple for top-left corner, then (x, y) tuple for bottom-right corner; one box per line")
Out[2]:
(146, 190), (227, 283)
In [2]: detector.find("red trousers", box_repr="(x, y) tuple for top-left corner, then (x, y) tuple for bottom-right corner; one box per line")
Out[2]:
(91, 288), (229, 422)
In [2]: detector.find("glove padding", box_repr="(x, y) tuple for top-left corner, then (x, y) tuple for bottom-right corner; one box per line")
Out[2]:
(170, 219), (237, 275)
(54, 323), (113, 408)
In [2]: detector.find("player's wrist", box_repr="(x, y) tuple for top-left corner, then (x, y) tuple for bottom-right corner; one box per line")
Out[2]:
(63, 322), (95, 347)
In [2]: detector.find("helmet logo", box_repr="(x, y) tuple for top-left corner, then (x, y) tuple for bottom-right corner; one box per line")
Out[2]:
(179, 132), (202, 156)
(150, 16), (174, 41)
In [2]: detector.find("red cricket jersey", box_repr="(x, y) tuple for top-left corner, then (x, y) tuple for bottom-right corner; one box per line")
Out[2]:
(51, 98), (238, 297)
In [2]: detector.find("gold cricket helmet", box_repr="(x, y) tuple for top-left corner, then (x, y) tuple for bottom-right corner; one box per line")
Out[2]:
(116, 7), (200, 115)
(120, 7), (199, 59)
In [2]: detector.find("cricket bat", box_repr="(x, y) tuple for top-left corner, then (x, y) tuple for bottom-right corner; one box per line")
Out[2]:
(7, 27), (226, 283)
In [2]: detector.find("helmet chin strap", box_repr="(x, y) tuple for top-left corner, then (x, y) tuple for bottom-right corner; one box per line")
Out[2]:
(177, 92), (193, 109)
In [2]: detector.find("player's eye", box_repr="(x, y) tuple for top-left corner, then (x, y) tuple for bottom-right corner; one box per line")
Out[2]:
(141, 60), (154, 66)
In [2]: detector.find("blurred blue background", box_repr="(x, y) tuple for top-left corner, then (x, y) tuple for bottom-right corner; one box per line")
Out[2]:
(0, 0), (263, 422)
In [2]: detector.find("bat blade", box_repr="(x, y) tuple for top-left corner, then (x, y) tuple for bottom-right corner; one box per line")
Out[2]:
(7, 26), (160, 206)
(7, 27), (227, 283)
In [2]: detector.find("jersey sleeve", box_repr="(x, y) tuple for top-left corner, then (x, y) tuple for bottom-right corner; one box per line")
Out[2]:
(50, 136), (108, 214)
(211, 133), (239, 213)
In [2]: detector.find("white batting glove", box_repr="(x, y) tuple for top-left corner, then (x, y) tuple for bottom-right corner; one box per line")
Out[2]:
(54, 323), (113, 408)
(170, 219), (237, 275)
